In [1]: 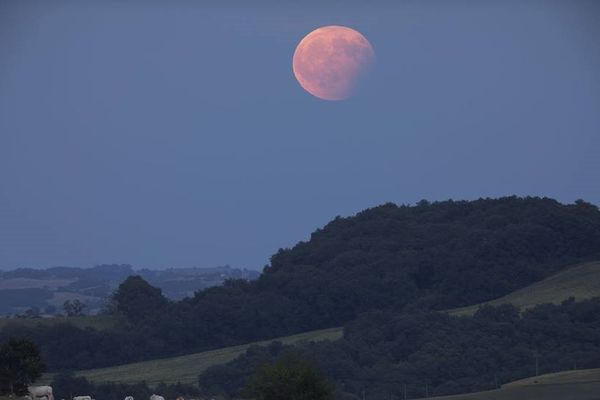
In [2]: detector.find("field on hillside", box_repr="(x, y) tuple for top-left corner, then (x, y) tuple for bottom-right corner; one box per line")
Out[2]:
(0, 314), (119, 331)
(45, 260), (600, 388)
(430, 368), (600, 400)
(449, 261), (600, 316)
(42, 327), (343, 386)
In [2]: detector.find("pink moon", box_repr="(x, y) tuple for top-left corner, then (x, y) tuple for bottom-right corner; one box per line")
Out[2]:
(292, 25), (375, 101)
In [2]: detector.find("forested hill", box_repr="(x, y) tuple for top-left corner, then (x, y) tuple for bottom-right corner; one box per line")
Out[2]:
(3, 197), (600, 371)
(258, 197), (600, 311)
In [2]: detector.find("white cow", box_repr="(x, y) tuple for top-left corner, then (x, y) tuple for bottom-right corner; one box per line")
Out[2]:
(150, 395), (165, 400)
(73, 396), (92, 400)
(124, 396), (134, 400)
(28, 386), (54, 400)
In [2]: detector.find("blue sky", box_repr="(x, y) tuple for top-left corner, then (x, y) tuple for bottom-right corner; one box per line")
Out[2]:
(1, 1), (599, 270)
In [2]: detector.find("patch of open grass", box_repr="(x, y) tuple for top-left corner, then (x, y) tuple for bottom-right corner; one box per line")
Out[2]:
(43, 327), (343, 387)
(449, 261), (600, 316)
(429, 368), (600, 400)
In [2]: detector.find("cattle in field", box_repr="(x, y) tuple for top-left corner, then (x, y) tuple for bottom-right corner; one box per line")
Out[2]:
(28, 386), (54, 400)
(150, 395), (165, 400)
(124, 396), (134, 400)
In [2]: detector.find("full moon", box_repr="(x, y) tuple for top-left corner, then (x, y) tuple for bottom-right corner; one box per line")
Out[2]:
(292, 25), (375, 101)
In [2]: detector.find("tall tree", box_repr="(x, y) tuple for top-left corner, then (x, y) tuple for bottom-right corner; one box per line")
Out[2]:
(242, 354), (333, 400)
(0, 338), (45, 395)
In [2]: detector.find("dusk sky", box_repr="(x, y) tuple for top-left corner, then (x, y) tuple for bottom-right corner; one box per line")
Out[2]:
(1, 1), (599, 270)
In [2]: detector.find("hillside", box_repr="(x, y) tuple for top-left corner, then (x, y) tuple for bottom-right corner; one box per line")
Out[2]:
(429, 368), (600, 400)
(449, 260), (600, 316)
(198, 298), (600, 398)
(4, 197), (600, 372)
(42, 327), (342, 386)
(56, 259), (600, 387)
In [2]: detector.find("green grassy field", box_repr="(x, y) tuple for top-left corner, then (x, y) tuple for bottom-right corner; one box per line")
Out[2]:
(0, 314), (119, 331)
(430, 368), (600, 400)
(448, 260), (600, 316)
(42, 327), (343, 386)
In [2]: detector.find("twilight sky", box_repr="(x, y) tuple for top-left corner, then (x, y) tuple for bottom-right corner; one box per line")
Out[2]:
(1, 1), (599, 270)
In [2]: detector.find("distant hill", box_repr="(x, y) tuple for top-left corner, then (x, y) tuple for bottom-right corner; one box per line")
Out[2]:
(449, 260), (600, 315)
(0, 264), (258, 315)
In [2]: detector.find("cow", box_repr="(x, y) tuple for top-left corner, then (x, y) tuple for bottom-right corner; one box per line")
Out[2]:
(28, 386), (54, 400)
(73, 396), (92, 400)
(124, 396), (134, 400)
(150, 395), (165, 400)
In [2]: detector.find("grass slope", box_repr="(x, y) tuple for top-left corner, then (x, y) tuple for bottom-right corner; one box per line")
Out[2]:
(448, 261), (600, 316)
(44, 261), (600, 387)
(429, 368), (600, 400)
(45, 327), (343, 386)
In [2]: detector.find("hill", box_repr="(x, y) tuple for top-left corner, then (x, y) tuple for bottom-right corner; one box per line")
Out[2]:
(4, 197), (600, 372)
(56, 259), (600, 387)
(449, 260), (600, 316)
(429, 368), (600, 400)
(0, 265), (258, 316)
(196, 297), (600, 398)
(41, 327), (342, 386)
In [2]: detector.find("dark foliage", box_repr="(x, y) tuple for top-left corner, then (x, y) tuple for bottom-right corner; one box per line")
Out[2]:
(51, 372), (199, 400)
(3, 197), (600, 371)
(199, 298), (600, 399)
(241, 353), (333, 400)
(0, 338), (45, 395)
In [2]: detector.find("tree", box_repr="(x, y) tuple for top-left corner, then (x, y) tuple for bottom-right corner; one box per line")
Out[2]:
(0, 338), (45, 395)
(242, 354), (333, 400)
(111, 276), (168, 325)
(63, 299), (86, 317)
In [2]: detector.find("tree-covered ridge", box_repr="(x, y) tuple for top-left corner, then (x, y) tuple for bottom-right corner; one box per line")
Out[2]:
(2, 197), (600, 371)
(199, 297), (600, 399)
(262, 197), (600, 309)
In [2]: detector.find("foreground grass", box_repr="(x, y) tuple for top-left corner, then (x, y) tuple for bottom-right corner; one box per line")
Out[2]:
(42, 327), (343, 386)
(0, 314), (120, 331)
(448, 260), (600, 316)
(430, 368), (600, 400)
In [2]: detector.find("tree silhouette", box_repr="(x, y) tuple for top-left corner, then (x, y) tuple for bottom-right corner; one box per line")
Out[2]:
(242, 354), (333, 400)
(0, 338), (45, 395)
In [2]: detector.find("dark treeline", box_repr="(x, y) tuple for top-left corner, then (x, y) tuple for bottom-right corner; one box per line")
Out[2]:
(199, 298), (600, 399)
(2, 197), (600, 371)
(50, 372), (199, 400)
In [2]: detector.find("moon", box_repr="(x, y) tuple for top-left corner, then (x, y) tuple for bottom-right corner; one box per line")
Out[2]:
(292, 25), (375, 101)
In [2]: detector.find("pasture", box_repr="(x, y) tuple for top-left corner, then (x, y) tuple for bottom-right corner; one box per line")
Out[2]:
(430, 368), (600, 400)
(448, 260), (600, 316)
(42, 327), (343, 386)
